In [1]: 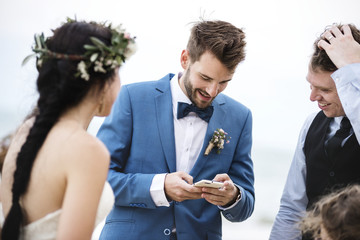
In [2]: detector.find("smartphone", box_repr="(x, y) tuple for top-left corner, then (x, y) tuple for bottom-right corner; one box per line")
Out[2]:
(193, 179), (224, 189)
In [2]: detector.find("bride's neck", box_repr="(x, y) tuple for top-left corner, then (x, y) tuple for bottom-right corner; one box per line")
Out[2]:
(58, 101), (97, 130)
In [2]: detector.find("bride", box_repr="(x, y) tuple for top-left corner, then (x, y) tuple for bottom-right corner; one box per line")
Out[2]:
(0, 18), (136, 240)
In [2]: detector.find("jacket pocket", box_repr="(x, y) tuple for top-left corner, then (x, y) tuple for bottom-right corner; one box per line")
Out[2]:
(99, 220), (135, 240)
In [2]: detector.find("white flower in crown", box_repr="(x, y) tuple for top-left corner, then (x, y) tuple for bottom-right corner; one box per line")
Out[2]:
(22, 18), (137, 82)
(204, 128), (231, 155)
(124, 41), (137, 59)
(94, 60), (106, 73)
(77, 61), (90, 81)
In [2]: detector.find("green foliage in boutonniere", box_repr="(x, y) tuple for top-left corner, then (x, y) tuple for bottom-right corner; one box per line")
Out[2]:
(204, 128), (231, 155)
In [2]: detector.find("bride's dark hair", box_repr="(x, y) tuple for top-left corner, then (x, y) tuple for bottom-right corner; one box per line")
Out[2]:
(2, 21), (116, 240)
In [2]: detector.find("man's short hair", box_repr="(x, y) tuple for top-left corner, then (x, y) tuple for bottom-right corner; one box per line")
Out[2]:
(187, 20), (246, 72)
(311, 23), (360, 72)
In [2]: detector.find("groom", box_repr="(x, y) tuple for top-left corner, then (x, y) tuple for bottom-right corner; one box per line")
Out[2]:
(97, 20), (255, 240)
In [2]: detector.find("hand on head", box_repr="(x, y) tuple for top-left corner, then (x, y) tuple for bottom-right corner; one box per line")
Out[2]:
(317, 24), (360, 68)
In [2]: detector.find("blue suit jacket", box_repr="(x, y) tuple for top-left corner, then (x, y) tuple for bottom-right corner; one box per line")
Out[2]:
(97, 74), (255, 240)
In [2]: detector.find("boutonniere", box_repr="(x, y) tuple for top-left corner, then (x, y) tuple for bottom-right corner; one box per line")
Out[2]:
(204, 128), (231, 155)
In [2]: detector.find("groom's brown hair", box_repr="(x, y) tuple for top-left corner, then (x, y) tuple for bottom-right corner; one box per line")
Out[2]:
(186, 20), (246, 73)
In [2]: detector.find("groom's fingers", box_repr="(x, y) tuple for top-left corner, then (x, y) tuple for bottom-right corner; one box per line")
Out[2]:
(177, 171), (194, 184)
(164, 172), (202, 202)
(201, 181), (237, 206)
(213, 173), (230, 182)
(201, 190), (228, 206)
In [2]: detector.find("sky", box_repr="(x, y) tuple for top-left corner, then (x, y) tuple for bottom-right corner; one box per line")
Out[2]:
(1, 0), (360, 151)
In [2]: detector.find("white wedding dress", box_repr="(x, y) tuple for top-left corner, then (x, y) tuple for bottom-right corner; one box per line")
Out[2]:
(2, 182), (114, 240)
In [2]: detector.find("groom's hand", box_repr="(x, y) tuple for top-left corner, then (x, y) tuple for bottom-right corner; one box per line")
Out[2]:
(200, 173), (240, 207)
(164, 171), (202, 202)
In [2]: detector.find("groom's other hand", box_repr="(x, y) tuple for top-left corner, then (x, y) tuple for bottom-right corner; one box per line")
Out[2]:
(201, 173), (240, 207)
(164, 171), (202, 202)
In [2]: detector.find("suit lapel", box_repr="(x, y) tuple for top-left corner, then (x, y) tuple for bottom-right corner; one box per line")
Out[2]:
(155, 74), (177, 172)
(190, 95), (226, 178)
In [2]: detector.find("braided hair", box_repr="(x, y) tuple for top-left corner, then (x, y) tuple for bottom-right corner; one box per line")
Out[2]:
(2, 21), (116, 240)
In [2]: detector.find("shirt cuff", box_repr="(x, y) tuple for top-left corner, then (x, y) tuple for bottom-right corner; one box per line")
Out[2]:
(150, 173), (170, 207)
(332, 63), (360, 89)
(218, 185), (243, 211)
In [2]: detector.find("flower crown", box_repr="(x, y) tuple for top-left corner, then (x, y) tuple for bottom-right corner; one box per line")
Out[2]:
(22, 18), (137, 81)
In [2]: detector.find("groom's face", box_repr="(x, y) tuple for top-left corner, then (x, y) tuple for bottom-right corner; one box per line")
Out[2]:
(180, 50), (233, 109)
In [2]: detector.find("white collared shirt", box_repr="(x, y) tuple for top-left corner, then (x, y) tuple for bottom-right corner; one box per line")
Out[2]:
(150, 73), (208, 206)
(171, 73), (208, 173)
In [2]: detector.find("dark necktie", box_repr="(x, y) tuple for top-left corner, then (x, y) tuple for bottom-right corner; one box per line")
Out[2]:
(177, 102), (214, 123)
(325, 117), (352, 158)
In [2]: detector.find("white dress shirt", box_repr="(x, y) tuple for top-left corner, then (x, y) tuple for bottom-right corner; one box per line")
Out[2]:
(270, 63), (360, 240)
(149, 73), (208, 206)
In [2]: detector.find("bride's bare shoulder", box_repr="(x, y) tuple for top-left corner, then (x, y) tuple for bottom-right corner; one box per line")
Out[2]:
(61, 130), (110, 170)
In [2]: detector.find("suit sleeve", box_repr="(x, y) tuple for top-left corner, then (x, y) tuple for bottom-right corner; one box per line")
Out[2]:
(221, 109), (255, 222)
(97, 86), (157, 209)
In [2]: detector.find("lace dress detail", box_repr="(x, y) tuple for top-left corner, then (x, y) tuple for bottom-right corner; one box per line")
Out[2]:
(19, 209), (60, 240)
(16, 182), (114, 240)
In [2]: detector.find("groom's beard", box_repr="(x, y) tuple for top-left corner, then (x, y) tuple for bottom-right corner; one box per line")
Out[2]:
(183, 67), (214, 109)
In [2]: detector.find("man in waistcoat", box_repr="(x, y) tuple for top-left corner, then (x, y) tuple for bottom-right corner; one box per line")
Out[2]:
(270, 23), (360, 240)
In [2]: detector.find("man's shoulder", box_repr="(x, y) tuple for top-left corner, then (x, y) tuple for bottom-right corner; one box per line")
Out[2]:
(305, 111), (324, 126)
(216, 93), (250, 113)
(124, 73), (173, 92)
(300, 111), (322, 137)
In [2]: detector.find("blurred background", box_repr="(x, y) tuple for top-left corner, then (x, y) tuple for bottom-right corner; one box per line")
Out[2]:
(1, 0), (360, 239)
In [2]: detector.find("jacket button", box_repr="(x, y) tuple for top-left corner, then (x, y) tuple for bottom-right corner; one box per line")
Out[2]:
(329, 171), (335, 177)
(164, 228), (171, 235)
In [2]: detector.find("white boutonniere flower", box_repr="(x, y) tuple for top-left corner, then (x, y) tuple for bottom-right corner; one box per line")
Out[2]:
(204, 128), (231, 155)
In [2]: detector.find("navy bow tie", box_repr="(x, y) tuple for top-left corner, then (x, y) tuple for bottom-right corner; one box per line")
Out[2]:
(177, 102), (214, 122)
